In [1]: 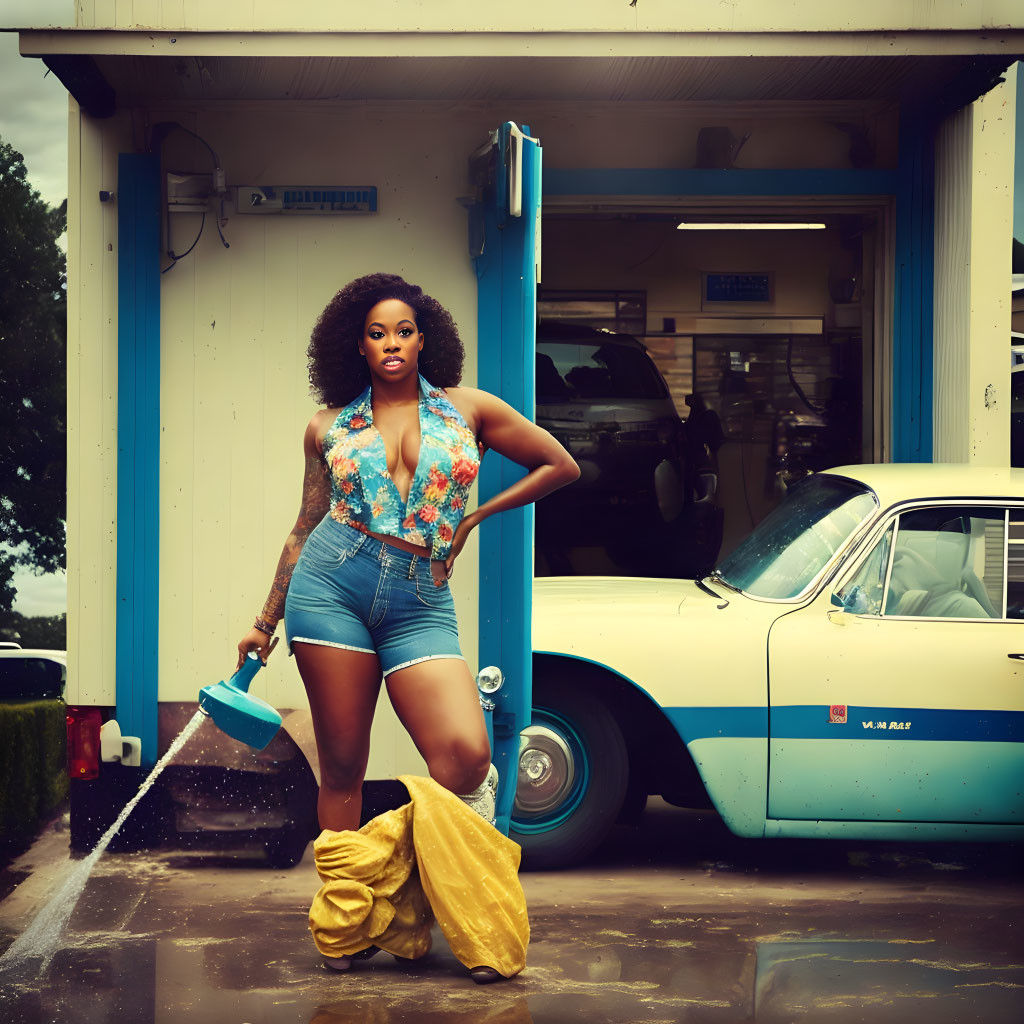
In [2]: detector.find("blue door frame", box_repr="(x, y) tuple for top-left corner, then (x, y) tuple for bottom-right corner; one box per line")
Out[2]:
(115, 153), (162, 766)
(543, 150), (932, 462)
(473, 123), (542, 834)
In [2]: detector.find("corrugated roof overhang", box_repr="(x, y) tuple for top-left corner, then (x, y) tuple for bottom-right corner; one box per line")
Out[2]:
(18, 30), (1024, 117)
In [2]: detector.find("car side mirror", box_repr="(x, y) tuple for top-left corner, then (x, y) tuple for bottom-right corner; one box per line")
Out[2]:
(827, 590), (853, 624)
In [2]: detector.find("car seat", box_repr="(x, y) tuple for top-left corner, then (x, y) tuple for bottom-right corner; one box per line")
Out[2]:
(887, 533), (991, 619)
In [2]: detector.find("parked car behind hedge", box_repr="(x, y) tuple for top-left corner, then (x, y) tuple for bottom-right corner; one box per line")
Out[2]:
(0, 648), (67, 701)
(0, 649), (68, 846)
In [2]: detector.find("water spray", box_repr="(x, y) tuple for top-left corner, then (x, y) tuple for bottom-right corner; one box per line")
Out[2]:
(0, 652), (283, 976)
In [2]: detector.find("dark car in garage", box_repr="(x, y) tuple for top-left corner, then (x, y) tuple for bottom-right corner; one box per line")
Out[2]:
(534, 321), (717, 577)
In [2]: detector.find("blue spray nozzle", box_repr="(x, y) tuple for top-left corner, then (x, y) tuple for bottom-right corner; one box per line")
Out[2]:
(199, 652), (283, 750)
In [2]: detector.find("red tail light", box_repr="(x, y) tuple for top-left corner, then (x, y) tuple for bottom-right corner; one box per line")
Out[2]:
(66, 706), (102, 780)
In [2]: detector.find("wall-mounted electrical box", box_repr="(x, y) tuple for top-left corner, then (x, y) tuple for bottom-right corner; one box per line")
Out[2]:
(235, 186), (378, 215)
(167, 172), (213, 213)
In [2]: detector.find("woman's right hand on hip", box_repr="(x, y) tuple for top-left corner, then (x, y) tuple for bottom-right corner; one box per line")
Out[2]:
(236, 629), (279, 670)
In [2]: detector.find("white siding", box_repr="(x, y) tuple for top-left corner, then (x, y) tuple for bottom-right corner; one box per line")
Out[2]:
(933, 105), (974, 462)
(933, 68), (1016, 465)
(65, 102), (132, 706)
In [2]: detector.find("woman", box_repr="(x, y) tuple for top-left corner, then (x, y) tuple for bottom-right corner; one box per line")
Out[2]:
(235, 273), (579, 972)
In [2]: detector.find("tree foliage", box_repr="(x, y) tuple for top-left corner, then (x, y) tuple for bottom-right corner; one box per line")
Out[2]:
(0, 136), (66, 615)
(0, 611), (66, 650)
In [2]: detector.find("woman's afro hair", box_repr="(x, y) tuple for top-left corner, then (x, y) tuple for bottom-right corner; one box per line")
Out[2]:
(307, 272), (465, 408)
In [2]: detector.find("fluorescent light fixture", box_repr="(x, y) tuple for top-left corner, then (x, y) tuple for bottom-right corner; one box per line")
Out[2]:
(676, 222), (827, 230)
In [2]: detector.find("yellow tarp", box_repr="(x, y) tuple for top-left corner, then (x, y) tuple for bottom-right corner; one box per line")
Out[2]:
(309, 774), (530, 977)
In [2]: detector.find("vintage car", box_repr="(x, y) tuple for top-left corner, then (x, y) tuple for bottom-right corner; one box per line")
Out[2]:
(516, 464), (1024, 868)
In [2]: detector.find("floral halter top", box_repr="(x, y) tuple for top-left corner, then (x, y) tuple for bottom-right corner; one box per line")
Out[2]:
(321, 374), (481, 561)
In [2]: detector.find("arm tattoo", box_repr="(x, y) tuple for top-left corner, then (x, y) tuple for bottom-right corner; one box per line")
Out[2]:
(260, 452), (331, 625)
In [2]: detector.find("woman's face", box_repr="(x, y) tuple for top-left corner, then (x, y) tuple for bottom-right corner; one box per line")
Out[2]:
(359, 298), (424, 386)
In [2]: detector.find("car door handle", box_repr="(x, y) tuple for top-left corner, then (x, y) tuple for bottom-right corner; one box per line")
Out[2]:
(1008, 654), (1024, 661)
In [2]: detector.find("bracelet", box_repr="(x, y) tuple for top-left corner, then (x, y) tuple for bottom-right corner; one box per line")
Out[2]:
(253, 617), (276, 636)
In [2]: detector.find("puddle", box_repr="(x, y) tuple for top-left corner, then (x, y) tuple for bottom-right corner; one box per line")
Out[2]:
(2, 808), (1023, 1023)
(3, 903), (1021, 1024)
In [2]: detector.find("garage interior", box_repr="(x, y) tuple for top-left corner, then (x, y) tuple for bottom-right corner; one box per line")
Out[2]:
(534, 204), (883, 578)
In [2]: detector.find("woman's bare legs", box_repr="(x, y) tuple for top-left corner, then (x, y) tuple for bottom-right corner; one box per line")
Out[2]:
(293, 642), (383, 833)
(385, 658), (491, 795)
(302, 653), (497, 976)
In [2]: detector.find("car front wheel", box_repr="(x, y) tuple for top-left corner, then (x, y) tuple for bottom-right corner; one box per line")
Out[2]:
(510, 677), (628, 869)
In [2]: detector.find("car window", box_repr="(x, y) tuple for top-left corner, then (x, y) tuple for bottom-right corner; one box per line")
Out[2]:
(883, 507), (1005, 619)
(835, 522), (894, 615)
(536, 341), (668, 401)
(716, 475), (876, 599)
(0, 657), (64, 700)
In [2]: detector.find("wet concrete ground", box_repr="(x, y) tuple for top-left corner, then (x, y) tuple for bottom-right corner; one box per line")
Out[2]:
(1, 800), (1022, 1023)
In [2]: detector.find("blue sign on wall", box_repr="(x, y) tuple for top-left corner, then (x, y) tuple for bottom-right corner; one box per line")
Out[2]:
(705, 272), (773, 303)
(238, 185), (378, 214)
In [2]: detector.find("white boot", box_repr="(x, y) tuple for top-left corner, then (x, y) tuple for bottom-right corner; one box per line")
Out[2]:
(456, 763), (499, 825)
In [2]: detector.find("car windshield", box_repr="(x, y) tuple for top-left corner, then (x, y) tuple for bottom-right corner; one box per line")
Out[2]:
(715, 475), (877, 599)
(536, 340), (668, 401)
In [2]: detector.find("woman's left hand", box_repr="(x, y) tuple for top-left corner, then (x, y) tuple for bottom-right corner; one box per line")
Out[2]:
(442, 514), (477, 581)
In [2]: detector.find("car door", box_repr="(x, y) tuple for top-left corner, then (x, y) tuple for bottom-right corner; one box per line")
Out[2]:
(767, 503), (1024, 824)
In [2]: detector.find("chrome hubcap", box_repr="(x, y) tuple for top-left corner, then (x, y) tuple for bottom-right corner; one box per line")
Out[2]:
(515, 725), (575, 817)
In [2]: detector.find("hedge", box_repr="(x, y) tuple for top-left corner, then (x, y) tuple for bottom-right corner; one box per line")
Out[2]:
(0, 700), (68, 842)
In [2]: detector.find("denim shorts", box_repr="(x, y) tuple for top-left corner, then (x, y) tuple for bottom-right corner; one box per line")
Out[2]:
(284, 515), (463, 677)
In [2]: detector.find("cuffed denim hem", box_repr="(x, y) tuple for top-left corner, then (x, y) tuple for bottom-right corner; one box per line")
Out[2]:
(383, 654), (466, 678)
(289, 637), (376, 658)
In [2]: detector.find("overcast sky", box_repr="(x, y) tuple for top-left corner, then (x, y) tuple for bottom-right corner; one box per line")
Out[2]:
(0, 2), (72, 207)
(2, 3), (72, 618)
